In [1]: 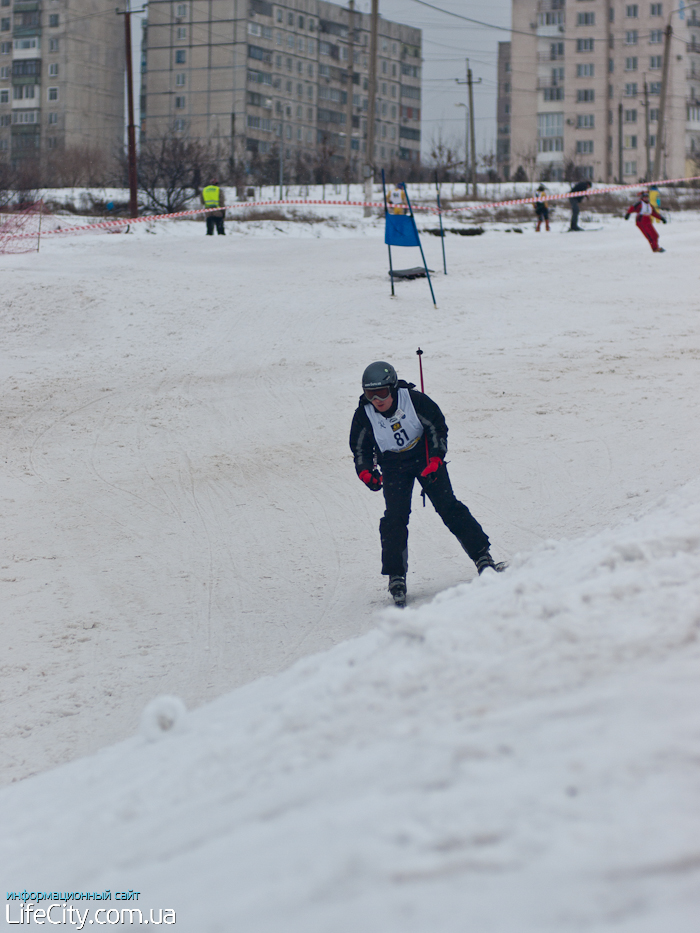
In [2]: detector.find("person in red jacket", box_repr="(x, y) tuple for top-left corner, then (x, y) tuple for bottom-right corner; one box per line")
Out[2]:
(625, 190), (667, 252)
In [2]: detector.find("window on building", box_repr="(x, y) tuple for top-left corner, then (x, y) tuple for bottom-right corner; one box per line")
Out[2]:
(625, 30), (638, 44)
(177, 4), (187, 16)
(176, 26), (186, 39)
(0, 41), (9, 52)
(649, 107), (659, 120)
(649, 133), (657, 146)
(577, 12), (595, 24)
(624, 108), (638, 121)
(577, 38), (594, 52)
(48, 111), (57, 123)
(176, 72), (186, 86)
(649, 81), (661, 93)
(0, 64), (7, 78)
(577, 63), (595, 76)
(650, 2), (662, 13)
(577, 89), (595, 101)
(49, 13), (59, 26)
(277, 9), (282, 22)
(626, 4), (639, 16)
(543, 87), (564, 100)
(48, 63), (58, 77)
(49, 38), (59, 52)
(610, 7), (615, 21)
(624, 160), (637, 174)
(287, 12), (293, 25)
(576, 140), (594, 153)
(175, 50), (186, 63)
(0, 89), (7, 102)
(625, 83), (638, 95)
(175, 95), (186, 108)
(0, 17), (9, 31)
(174, 118), (185, 130)
(625, 57), (638, 70)
(624, 135), (638, 148)
(48, 86), (58, 101)
(577, 114), (595, 128)
(650, 29), (663, 42)
(650, 55), (662, 68)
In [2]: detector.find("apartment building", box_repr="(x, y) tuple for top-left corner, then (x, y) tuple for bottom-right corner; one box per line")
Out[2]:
(0, 0), (124, 167)
(141, 0), (422, 180)
(496, 41), (512, 179)
(510, 0), (700, 182)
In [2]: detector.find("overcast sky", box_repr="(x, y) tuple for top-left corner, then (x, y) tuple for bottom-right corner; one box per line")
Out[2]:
(353, 0), (512, 162)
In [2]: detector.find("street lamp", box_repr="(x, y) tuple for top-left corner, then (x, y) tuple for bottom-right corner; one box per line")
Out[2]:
(455, 103), (469, 196)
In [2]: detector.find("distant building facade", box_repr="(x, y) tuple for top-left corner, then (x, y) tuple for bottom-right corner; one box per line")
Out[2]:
(0, 0), (125, 168)
(509, 0), (700, 182)
(141, 0), (422, 181)
(496, 41), (511, 180)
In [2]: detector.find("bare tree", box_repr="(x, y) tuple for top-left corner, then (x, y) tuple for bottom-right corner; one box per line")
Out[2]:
(137, 128), (217, 214)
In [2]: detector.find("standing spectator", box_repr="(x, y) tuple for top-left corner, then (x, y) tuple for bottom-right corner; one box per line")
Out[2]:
(625, 190), (667, 252)
(534, 184), (550, 232)
(568, 179), (591, 231)
(201, 180), (226, 236)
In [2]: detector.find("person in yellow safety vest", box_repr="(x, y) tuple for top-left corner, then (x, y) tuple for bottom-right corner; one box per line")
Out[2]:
(648, 185), (661, 223)
(201, 179), (226, 235)
(388, 183), (408, 214)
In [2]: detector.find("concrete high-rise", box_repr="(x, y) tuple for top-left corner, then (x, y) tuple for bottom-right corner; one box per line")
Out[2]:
(0, 0), (125, 169)
(141, 0), (422, 181)
(509, 0), (700, 182)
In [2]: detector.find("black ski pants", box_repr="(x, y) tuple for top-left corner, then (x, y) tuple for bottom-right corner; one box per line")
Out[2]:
(569, 200), (581, 230)
(206, 215), (225, 235)
(379, 456), (490, 576)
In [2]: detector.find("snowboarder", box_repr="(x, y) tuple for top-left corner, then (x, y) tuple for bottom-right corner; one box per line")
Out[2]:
(534, 184), (550, 232)
(568, 179), (591, 231)
(625, 190), (667, 252)
(349, 361), (505, 606)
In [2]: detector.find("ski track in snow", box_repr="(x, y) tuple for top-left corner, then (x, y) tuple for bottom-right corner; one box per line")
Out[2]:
(0, 212), (698, 792)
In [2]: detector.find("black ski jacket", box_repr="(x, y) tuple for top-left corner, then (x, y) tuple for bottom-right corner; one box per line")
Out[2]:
(349, 380), (449, 475)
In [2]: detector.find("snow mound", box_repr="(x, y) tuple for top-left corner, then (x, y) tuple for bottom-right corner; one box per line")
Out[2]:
(1, 482), (699, 932)
(140, 696), (188, 742)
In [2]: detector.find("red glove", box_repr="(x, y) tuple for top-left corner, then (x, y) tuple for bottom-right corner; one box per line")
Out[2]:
(359, 469), (383, 491)
(420, 456), (443, 482)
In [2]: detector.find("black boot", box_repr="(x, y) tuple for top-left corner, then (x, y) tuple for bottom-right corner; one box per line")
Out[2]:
(475, 550), (508, 575)
(388, 574), (407, 606)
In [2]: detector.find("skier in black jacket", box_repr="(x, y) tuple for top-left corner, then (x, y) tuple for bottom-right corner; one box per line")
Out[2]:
(349, 361), (505, 605)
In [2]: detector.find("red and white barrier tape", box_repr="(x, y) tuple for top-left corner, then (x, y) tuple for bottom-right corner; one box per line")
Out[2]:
(10, 174), (700, 239)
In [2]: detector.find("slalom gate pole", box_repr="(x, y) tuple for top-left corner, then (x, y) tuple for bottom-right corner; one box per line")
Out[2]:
(381, 170), (395, 297)
(403, 186), (437, 309)
(417, 347), (430, 507)
(36, 200), (43, 253)
(435, 172), (447, 274)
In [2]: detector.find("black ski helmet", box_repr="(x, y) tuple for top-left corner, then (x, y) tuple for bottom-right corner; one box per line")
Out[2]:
(362, 361), (398, 391)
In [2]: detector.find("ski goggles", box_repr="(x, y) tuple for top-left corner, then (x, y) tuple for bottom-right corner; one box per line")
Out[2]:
(364, 386), (392, 401)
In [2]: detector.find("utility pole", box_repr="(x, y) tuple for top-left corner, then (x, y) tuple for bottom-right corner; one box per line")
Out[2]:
(279, 113), (284, 200)
(363, 0), (379, 217)
(618, 102), (623, 183)
(643, 76), (652, 180)
(118, 2), (139, 218)
(345, 0), (355, 189)
(455, 102), (468, 196)
(456, 60), (481, 198)
(653, 23), (673, 180)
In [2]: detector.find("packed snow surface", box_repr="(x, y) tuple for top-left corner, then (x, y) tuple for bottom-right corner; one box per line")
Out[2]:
(0, 207), (699, 930)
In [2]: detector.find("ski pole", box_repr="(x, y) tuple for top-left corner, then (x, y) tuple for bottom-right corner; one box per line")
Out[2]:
(417, 347), (430, 507)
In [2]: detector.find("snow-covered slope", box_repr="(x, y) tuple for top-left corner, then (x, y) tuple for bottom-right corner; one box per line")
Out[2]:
(2, 480), (699, 932)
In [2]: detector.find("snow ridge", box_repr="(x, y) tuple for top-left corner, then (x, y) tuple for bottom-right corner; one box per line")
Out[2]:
(2, 481), (699, 932)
